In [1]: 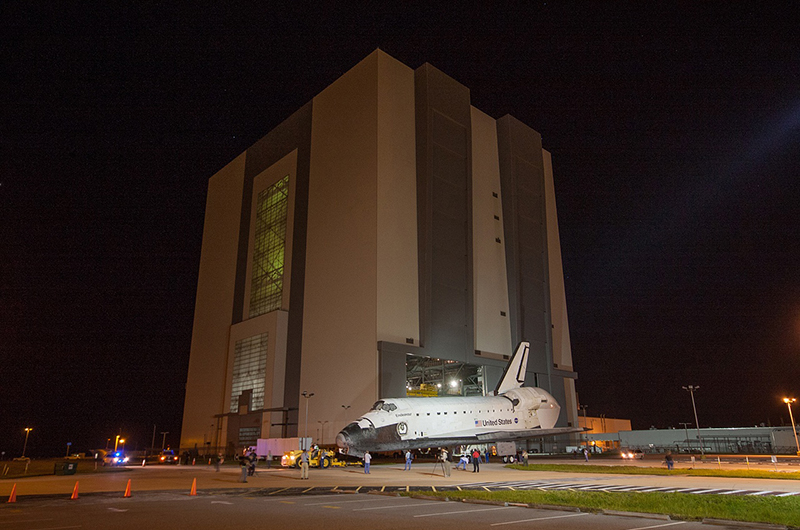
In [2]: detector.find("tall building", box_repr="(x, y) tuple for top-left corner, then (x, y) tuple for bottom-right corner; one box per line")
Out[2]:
(180, 50), (578, 454)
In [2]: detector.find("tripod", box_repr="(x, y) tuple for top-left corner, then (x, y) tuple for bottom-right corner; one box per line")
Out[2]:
(431, 460), (445, 476)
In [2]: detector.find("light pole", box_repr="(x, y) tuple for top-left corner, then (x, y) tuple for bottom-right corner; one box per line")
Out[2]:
(65, 442), (72, 457)
(301, 391), (315, 450)
(679, 422), (691, 452)
(317, 420), (329, 445)
(580, 405), (588, 448)
(160, 431), (169, 451)
(783, 398), (800, 456)
(114, 434), (121, 452)
(21, 428), (32, 458)
(682, 385), (704, 457)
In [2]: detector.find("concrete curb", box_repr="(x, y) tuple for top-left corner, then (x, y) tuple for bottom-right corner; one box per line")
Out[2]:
(602, 509), (670, 520)
(367, 490), (400, 497)
(702, 518), (787, 530)
(411, 494), (449, 501)
(527, 503), (581, 512)
(462, 498), (508, 506)
(507, 501), (581, 512)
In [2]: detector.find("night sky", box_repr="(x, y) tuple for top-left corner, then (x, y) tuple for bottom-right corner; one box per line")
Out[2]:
(2, 4), (799, 457)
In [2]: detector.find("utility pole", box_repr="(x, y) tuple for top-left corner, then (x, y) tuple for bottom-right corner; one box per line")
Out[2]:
(679, 422), (691, 452)
(160, 432), (169, 451)
(301, 391), (315, 450)
(682, 385), (704, 457)
(21, 428), (32, 458)
(783, 398), (800, 456)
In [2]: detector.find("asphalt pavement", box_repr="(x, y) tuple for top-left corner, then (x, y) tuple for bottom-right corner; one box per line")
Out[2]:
(1, 489), (716, 530)
(3, 457), (800, 499)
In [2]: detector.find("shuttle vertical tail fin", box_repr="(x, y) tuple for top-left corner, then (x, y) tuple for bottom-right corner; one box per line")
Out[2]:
(494, 342), (530, 395)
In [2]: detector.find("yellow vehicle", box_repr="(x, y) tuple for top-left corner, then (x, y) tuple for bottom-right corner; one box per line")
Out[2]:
(281, 447), (340, 469)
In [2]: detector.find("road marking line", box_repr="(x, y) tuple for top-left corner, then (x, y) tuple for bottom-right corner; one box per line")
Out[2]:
(624, 521), (687, 530)
(0, 520), (53, 525)
(355, 501), (446, 511)
(322, 506), (341, 509)
(490, 512), (589, 526)
(414, 506), (509, 518)
(432, 486), (437, 492)
(747, 491), (773, 496)
(775, 492), (800, 497)
(304, 498), (386, 506)
(29, 527), (82, 530)
(279, 501), (295, 504)
(268, 487), (289, 495)
(302, 487), (315, 493)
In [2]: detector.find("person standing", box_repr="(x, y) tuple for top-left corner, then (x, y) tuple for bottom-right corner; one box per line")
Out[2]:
(300, 449), (309, 480)
(266, 449), (272, 469)
(363, 451), (371, 474)
(583, 447), (589, 462)
(238, 455), (248, 483)
(404, 450), (412, 471)
(441, 448), (451, 477)
(471, 448), (480, 473)
(665, 451), (674, 470)
(247, 449), (257, 476)
(214, 453), (222, 472)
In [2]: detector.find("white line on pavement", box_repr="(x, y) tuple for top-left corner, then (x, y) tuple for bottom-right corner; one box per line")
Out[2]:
(29, 527), (82, 530)
(415, 506), (510, 518)
(625, 521), (687, 530)
(490, 512), (590, 526)
(303, 497), (387, 506)
(354, 501), (447, 511)
(0, 520), (54, 525)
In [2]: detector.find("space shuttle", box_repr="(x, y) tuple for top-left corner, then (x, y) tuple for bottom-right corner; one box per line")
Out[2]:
(335, 342), (583, 457)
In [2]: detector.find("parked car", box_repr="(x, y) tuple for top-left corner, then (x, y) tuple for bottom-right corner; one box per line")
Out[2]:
(103, 451), (130, 466)
(156, 450), (179, 464)
(621, 448), (644, 460)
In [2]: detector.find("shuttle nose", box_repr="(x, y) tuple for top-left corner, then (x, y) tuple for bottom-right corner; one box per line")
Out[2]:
(335, 432), (349, 452)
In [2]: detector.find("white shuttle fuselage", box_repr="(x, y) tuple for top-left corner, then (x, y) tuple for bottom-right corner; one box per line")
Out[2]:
(335, 343), (581, 457)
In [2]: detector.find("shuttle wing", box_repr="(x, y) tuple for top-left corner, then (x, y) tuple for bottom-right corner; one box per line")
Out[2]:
(476, 426), (586, 441)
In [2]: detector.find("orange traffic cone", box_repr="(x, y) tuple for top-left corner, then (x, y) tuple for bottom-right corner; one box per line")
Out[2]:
(189, 478), (197, 496)
(7, 483), (17, 503)
(70, 481), (79, 500)
(123, 479), (132, 498)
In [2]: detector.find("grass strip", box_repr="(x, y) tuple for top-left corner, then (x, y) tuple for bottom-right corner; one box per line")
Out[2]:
(508, 463), (800, 480)
(402, 489), (800, 527)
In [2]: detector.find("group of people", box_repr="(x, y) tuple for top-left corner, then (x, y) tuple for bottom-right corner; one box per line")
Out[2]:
(454, 448), (488, 472)
(238, 449), (258, 482)
(228, 445), (502, 480)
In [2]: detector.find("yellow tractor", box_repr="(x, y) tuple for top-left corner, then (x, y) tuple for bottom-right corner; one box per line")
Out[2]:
(281, 447), (339, 468)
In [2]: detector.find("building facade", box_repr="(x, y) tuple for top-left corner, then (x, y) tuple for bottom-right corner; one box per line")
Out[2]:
(180, 50), (578, 455)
